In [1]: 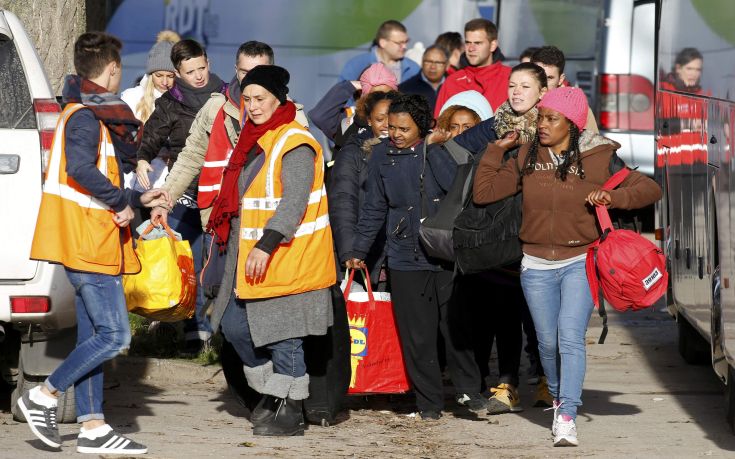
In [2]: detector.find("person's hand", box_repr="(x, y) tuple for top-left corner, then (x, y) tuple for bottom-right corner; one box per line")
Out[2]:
(586, 189), (612, 207)
(113, 205), (135, 227)
(427, 129), (451, 145)
(140, 188), (173, 209)
(150, 205), (169, 226)
(245, 247), (271, 280)
(345, 258), (366, 270)
(495, 130), (520, 150)
(136, 160), (153, 190)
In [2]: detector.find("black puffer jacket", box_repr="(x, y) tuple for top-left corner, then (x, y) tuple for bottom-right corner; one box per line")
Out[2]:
(351, 139), (458, 271)
(328, 129), (386, 283)
(136, 75), (226, 198)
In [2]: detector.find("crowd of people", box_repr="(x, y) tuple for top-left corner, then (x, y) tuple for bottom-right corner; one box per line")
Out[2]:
(20, 15), (662, 455)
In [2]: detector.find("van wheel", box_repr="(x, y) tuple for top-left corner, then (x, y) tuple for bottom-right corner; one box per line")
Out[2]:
(677, 315), (710, 365)
(10, 357), (76, 423)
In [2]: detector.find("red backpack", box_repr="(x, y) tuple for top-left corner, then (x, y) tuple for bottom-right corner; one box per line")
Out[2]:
(586, 168), (668, 312)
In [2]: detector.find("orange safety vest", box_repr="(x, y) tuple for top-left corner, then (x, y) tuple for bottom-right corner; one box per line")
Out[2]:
(236, 121), (336, 299)
(197, 104), (234, 208)
(30, 104), (140, 275)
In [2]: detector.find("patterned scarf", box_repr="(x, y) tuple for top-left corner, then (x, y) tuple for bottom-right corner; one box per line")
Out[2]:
(493, 100), (538, 145)
(62, 75), (142, 174)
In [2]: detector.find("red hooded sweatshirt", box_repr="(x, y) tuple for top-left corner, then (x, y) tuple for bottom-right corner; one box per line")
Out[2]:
(434, 61), (511, 118)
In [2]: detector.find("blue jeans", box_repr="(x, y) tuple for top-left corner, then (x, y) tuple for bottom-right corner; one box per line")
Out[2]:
(220, 293), (306, 377)
(46, 270), (131, 422)
(168, 204), (212, 340)
(520, 260), (594, 419)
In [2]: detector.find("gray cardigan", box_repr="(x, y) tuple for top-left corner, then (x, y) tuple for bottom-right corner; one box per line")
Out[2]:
(210, 145), (333, 346)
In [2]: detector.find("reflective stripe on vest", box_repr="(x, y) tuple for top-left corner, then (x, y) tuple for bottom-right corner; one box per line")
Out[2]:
(29, 103), (140, 275)
(236, 121), (336, 299)
(241, 185), (326, 211)
(197, 104), (234, 208)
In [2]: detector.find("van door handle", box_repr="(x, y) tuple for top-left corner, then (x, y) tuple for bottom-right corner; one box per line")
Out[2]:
(686, 248), (691, 269)
(698, 257), (704, 279)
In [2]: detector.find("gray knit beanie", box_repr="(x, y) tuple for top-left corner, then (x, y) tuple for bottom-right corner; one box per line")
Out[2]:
(146, 40), (175, 74)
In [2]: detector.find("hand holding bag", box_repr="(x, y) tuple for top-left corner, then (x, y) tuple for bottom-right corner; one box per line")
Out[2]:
(344, 268), (410, 394)
(586, 168), (668, 312)
(123, 222), (197, 322)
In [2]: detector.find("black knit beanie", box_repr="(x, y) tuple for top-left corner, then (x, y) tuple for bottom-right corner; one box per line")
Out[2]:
(240, 65), (290, 104)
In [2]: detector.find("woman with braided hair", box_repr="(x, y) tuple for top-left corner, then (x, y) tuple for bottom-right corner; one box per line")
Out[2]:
(473, 87), (661, 447)
(346, 94), (486, 420)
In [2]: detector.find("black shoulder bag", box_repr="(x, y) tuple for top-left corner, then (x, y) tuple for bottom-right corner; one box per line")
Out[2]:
(452, 149), (523, 274)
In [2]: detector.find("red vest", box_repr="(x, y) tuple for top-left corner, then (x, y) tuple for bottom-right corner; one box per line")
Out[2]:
(197, 106), (234, 208)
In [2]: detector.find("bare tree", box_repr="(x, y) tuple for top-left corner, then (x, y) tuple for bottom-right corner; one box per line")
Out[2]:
(0, 0), (107, 94)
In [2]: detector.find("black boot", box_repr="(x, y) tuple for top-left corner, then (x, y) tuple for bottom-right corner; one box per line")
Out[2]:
(250, 395), (280, 427)
(252, 398), (305, 436)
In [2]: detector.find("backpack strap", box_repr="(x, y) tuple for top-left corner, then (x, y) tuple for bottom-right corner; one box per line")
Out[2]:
(419, 141), (429, 219)
(443, 139), (473, 165)
(587, 168), (630, 343)
(595, 168), (631, 234)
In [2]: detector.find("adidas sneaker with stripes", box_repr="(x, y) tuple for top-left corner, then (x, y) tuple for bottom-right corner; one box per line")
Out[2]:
(17, 387), (61, 449)
(76, 428), (148, 454)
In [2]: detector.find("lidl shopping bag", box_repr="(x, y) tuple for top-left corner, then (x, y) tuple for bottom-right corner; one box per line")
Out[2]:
(344, 268), (410, 394)
(124, 222), (197, 322)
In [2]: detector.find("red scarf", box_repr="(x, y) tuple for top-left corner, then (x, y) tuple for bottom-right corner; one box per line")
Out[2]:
(207, 101), (297, 247)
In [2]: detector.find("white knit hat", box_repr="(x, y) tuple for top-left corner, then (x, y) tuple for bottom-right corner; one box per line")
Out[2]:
(439, 90), (494, 120)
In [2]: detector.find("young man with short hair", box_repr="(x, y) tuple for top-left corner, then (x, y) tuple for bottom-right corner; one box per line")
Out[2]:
(339, 19), (420, 84)
(151, 41), (275, 232)
(398, 45), (448, 113)
(20, 31), (171, 454)
(434, 31), (464, 74)
(434, 18), (512, 118)
(531, 45), (598, 132)
(135, 38), (227, 354)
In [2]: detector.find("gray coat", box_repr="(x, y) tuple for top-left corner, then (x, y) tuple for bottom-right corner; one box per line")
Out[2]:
(210, 145), (333, 347)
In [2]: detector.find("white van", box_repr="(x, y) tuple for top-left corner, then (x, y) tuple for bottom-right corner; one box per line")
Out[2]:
(0, 9), (76, 422)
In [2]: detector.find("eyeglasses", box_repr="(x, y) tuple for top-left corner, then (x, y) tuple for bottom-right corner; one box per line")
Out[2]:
(387, 38), (410, 47)
(423, 60), (447, 66)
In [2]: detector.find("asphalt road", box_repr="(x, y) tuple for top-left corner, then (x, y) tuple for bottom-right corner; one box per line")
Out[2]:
(1, 306), (735, 458)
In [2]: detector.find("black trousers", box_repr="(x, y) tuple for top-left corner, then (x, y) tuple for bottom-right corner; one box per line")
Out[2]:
(461, 272), (523, 389)
(390, 269), (481, 412)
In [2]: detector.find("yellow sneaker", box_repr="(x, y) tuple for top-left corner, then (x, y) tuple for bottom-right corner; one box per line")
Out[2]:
(533, 376), (554, 408)
(487, 383), (523, 414)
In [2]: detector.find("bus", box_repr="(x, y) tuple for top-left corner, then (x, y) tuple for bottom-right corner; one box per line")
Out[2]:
(655, 0), (735, 432)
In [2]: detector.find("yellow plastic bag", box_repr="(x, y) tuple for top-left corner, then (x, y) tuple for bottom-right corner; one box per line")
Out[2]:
(123, 222), (197, 322)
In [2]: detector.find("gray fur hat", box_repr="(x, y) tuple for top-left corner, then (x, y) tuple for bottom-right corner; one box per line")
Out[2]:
(146, 40), (175, 74)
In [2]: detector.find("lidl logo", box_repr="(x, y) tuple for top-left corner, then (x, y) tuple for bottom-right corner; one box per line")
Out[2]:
(350, 327), (368, 357)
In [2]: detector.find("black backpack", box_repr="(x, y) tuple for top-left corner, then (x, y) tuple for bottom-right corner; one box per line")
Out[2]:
(452, 149), (523, 274)
(418, 140), (474, 262)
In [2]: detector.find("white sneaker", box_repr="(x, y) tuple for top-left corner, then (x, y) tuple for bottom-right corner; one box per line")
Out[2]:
(545, 399), (562, 435)
(553, 415), (579, 447)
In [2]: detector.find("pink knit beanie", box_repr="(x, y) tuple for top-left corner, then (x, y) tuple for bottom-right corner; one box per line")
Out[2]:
(359, 63), (398, 94)
(537, 87), (588, 131)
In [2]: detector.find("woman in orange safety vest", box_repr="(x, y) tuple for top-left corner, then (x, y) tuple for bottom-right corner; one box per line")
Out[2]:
(205, 65), (335, 437)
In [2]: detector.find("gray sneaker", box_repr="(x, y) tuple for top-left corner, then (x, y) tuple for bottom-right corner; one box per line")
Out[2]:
(77, 428), (148, 455)
(17, 386), (61, 449)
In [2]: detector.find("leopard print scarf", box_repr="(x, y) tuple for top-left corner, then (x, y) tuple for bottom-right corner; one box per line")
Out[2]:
(493, 101), (538, 144)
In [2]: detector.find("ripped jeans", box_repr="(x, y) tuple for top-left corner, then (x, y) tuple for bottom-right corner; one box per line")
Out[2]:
(46, 270), (131, 422)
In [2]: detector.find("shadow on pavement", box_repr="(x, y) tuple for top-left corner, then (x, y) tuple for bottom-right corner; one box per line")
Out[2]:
(596, 307), (735, 451)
